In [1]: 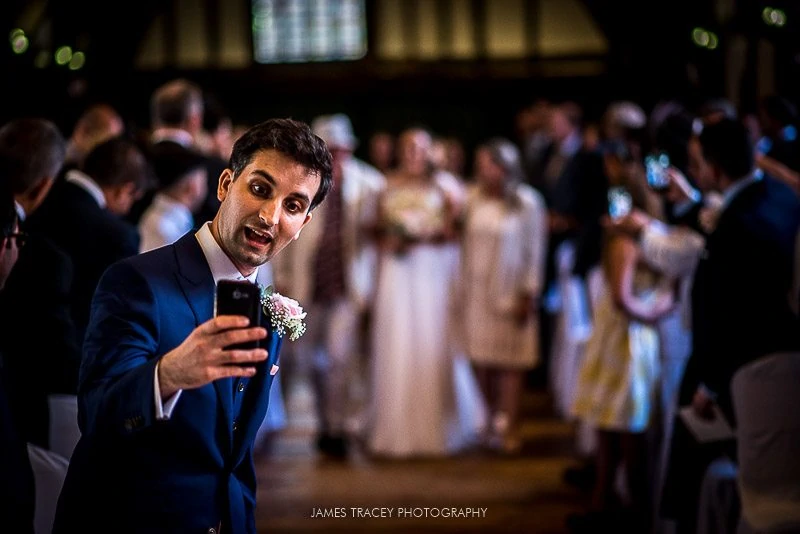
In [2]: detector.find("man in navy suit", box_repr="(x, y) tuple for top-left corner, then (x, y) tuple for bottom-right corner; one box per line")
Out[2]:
(661, 118), (800, 532)
(54, 118), (332, 533)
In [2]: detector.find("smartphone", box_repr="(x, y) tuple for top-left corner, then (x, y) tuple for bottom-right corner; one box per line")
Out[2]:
(608, 186), (632, 220)
(645, 153), (670, 190)
(214, 280), (262, 351)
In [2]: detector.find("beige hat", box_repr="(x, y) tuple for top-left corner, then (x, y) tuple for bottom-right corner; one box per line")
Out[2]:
(311, 113), (358, 150)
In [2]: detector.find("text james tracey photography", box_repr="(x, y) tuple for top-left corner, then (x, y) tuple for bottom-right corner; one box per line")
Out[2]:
(310, 507), (488, 519)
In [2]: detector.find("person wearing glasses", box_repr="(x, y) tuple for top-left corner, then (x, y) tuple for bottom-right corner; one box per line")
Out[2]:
(0, 124), (59, 532)
(0, 118), (78, 454)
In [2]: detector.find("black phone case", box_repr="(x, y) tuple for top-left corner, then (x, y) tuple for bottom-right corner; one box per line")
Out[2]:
(214, 280), (262, 350)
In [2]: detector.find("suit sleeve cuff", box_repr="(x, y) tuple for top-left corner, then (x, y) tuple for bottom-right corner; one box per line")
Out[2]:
(154, 360), (182, 420)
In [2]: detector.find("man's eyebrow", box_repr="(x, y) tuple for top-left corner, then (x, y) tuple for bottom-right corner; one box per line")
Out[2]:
(250, 169), (311, 206)
(289, 191), (311, 206)
(251, 169), (276, 184)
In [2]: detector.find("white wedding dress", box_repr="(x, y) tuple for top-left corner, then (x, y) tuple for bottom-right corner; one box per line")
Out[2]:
(367, 183), (486, 457)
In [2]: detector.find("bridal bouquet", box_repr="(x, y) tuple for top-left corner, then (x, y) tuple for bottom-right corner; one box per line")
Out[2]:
(382, 189), (446, 241)
(260, 286), (307, 341)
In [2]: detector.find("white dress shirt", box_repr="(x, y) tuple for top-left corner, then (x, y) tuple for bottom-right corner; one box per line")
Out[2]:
(154, 222), (259, 420)
(14, 200), (26, 222)
(138, 193), (194, 253)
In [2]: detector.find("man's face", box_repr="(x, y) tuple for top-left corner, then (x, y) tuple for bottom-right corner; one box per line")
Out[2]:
(213, 149), (319, 275)
(0, 222), (21, 291)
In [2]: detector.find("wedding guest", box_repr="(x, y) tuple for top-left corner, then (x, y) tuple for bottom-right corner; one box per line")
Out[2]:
(28, 137), (150, 345)
(53, 118), (332, 533)
(0, 118), (75, 448)
(139, 143), (208, 252)
(61, 103), (125, 176)
(273, 113), (385, 458)
(662, 119), (800, 533)
(136, 79), (227, 226)
(0, 183), (34, 533)
(459, 138), (547, 454)
(570, 139), (676, 532)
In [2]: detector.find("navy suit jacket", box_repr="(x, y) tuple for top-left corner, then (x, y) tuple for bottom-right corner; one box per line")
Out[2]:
(53, 233), (282, 533)
(683, 176), (800, 419)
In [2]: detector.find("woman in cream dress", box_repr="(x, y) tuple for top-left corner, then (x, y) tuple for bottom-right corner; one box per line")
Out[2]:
(459, 138), (548, 453)
(368, 128), (484, 458)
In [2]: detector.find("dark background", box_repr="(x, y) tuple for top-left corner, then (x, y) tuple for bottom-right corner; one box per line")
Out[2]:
(2, 0), (799, 163)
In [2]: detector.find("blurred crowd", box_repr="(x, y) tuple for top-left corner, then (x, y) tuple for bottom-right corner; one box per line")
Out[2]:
(1, 79), (799, 534)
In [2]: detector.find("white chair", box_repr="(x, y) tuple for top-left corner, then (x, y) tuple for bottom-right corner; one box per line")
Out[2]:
(47, 394), (80, 460)
(27, 443), (69, 534)
(732, 352), (800, 533)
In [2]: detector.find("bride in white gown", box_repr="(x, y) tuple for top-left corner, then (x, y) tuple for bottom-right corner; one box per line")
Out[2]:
(368, 128), (485, 458)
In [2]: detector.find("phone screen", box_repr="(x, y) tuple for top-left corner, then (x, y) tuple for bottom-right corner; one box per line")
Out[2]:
(214, 280), (262, 351)
(608, 186), (632, 220)
(645, 153), (670, 190)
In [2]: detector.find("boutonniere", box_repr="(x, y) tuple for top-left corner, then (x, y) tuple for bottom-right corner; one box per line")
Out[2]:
(260, 286), (307, 341)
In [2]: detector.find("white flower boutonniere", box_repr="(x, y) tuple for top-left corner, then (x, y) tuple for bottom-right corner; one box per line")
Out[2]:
(261, 286), (307, 341)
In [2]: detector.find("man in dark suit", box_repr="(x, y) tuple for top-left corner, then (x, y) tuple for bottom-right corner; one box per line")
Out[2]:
(28, 137), (149, 344)
(53, 118), (332, 533)
(662, 119), (800, 532)
(138, 78), (228, 227)
(0, 118), (78, 448)
(0, 182), (35, 533)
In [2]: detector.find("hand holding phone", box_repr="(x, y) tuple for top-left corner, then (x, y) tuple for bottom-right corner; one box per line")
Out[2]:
(215, 280), (262, 351)
(645, 153), (670, 190)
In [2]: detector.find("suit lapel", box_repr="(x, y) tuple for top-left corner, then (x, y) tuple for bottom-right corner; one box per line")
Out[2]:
(172, 234), (234, 453)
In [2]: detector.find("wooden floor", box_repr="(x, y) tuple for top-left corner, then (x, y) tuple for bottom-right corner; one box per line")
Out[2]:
(254, 373), (587, 533)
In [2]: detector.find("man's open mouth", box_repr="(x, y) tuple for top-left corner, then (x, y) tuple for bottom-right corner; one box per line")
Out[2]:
(245, 227), (273, 246)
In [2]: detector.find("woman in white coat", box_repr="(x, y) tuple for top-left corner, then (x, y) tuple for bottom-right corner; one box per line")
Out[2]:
(459, 138), (548, 453)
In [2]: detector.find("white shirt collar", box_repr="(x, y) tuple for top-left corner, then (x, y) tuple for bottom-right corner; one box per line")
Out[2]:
(14, 201), (26, 222)
(721, 169), (763, 213)
(194, 222), (258, 284)
(66, 169), (107, 208)
(150, 128), (194, 148)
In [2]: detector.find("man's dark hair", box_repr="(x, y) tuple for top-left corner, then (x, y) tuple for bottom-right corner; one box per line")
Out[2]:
(83, 137), (154, 192)
(699, 118), (754, 180)
(654, 111), (696, 175)
(1, 182), (16, 238)
(0, 118), (66, 195)
(229, 118), (333, 211)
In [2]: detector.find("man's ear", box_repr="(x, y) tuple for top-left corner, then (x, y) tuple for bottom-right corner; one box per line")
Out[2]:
(293, 211), (313, 241)
(218, 169), (234, 202)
